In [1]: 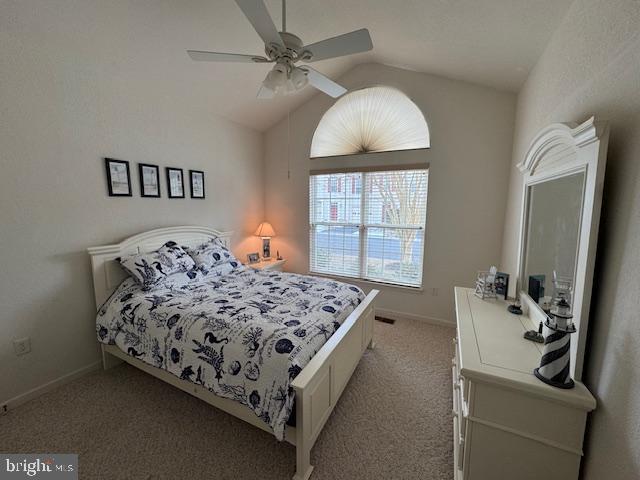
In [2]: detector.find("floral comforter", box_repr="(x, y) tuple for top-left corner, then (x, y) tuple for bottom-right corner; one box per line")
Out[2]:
(96, 266), (364, 440)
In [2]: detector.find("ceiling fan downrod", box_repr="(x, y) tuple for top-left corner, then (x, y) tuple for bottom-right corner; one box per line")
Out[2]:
(282, 0), (286, 33)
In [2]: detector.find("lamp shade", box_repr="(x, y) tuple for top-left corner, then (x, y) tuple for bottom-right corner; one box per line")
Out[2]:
(254, 222), (276, 238)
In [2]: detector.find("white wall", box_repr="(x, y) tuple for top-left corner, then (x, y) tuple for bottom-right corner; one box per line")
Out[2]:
(264, 63), (516, 323)
(0, 1), (264, 404)
(499, 0), (640, 477)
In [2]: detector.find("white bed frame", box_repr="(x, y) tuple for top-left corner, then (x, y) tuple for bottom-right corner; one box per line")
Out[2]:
(87, 226), (378, 480)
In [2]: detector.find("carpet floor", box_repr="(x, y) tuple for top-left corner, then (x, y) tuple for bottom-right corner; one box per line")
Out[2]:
(1, 319), (454, 480)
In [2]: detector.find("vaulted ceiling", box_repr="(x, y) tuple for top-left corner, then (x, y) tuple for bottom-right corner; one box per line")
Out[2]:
(78, 0), (574, 131)
(189, 0), (574, 131)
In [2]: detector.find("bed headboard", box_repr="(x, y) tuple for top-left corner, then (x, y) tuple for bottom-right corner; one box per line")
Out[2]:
(87, 226), (233, 308)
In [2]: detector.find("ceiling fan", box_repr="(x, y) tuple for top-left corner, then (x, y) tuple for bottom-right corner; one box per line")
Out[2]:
(187, 0), (373, 99)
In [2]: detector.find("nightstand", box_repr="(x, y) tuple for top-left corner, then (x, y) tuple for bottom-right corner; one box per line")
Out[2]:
(247, 259), (287, 272)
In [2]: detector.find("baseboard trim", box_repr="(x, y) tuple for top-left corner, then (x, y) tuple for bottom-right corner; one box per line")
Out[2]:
(2, 360), (102, 412)
(376, 308), (455, 328)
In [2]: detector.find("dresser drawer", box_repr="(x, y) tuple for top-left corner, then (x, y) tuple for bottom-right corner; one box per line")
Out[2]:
(453, 337), (461, 377)
(452, 337), (469, 434)
(452, 358), (466, 472)
(453, 413), (464, 479)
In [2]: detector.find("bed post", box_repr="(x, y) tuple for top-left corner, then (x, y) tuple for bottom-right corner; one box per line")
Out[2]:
(367, 302), (376, 349)
(101, 344), (124, 370)
(293, 387), (314, 480)
(289, 290), (378, 480)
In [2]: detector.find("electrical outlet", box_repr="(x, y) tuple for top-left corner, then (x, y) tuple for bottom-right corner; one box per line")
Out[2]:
(431, 287), (439, 296)
(13, 337), (31, 356)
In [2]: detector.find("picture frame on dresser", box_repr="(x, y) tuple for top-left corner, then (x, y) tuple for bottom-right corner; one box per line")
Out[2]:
(189, 170), (205, 199)
(494, 272), (509, 299)
(166, 167), (185, 198)
(104, 158), (132, 197)
(139, 163), (160, 198)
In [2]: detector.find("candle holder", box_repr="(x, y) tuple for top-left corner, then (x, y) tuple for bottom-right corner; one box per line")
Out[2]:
(508, 278), (523, 315)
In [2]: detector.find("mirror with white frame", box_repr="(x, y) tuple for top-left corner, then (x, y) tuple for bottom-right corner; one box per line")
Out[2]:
(517, 117), (609, 381)
(522, 171), (585, 310)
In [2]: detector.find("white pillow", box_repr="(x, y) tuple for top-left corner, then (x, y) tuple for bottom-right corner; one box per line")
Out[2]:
(205, 261), (241, 278)
(186, 238), (238, 274)
(119, 241), (196, 290)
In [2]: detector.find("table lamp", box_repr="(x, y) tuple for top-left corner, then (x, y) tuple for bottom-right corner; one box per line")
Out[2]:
(255, 222), (275, 261)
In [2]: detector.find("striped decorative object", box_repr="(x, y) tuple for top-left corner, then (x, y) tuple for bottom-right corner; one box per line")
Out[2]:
(534, 298), (576, 389)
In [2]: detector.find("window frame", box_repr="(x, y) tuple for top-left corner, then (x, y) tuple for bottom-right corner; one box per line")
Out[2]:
(309, 169), (428, 288)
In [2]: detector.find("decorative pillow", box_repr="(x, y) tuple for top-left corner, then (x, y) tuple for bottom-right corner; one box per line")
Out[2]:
(186, 238), (238, 274)
(118, 241), (196, 290)
(204, 261), (241, 278)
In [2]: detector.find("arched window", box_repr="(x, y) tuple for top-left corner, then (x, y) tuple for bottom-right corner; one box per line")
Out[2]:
(310, 86), (430, 158)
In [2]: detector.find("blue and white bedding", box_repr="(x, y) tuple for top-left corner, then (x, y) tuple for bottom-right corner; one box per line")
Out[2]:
(96, 266), (364, 440)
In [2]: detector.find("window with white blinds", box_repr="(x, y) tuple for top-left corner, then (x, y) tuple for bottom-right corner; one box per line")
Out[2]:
(309, 169), (428, 287)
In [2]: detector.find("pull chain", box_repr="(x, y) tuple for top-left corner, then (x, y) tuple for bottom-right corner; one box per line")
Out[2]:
(287, 105), (291, 179)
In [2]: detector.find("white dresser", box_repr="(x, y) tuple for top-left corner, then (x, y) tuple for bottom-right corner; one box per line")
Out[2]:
(452, 287), (596, 480)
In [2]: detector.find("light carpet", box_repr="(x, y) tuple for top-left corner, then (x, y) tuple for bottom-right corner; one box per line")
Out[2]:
(0, 319), (454, 479)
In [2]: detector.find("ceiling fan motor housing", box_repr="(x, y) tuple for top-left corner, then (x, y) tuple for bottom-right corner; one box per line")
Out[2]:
(265, 32), (310, 63)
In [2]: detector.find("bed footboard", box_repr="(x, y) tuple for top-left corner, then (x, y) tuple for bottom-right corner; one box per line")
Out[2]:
(98, 288), (378, 480)
(290, 289), (378, 480)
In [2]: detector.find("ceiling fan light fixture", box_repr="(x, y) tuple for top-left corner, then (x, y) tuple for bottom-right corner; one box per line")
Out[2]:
(290, 67), (308, 90)
(263, 64), (287, 91)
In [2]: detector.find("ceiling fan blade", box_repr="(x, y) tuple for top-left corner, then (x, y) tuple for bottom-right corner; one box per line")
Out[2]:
(187, 50), (268, 63)
(302, 66), (347, 98)
(257, 85), (275, 99)
(303, 28), (373, 62)
(235, 0), (284, 48)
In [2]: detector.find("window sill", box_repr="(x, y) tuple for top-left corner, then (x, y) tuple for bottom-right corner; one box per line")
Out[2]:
(308, 271), (424, 292)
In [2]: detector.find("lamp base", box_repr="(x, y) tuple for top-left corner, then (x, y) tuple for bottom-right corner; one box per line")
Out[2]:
(262, 237), (271, 260)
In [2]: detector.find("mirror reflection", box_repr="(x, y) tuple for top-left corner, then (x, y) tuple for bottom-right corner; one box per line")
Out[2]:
(522, 172), (585, 311)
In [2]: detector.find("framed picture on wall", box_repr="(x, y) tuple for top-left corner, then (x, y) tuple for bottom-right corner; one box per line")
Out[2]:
(105, 158), (132, 197)
(139, 163), (160, 197)
(166, 167), (184, 198)
(189, 170), (205, 199)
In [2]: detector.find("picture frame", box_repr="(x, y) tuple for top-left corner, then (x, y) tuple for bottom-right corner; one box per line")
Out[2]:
(189, 170), (205, 199)
(528, 274), (546, 304)
(104, 158), (132, 197)
(139, 163), (160, 198)
(495, 272), (510, 300)
(247, 252), (260, 264)
(166, 167), (185, 198)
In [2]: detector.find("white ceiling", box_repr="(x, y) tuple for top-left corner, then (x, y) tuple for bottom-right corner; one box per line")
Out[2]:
(116, 0), (574, 131)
